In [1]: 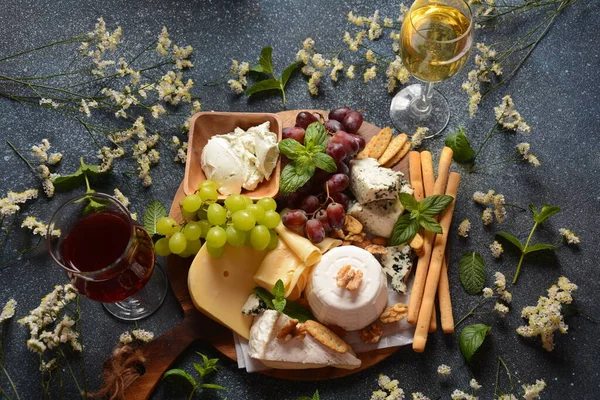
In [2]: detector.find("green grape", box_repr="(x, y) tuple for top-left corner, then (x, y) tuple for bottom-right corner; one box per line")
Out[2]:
(267, 230), (279, 250)
(206, 226), (227, 248)
(224, 194), (247, 212)
(206, 244), (224, 259)
(262, 210), (281, 229)
(169, 232), (187, 254)
(198, 219), (211, 238)
(179, 249), (193, 258)
(250, 225), (270, 251)
(207, 203), (227, 226)
(226, 226), (246, 247)
(232, 210), (256, 231)
(154, 238), (171, 256)
(156, 217), (180, 236)
(200, 180), (219, 191)
(186, 239), (202, 255)
(241, 195), (254, 207)
(257, 197), (277, 211)
(183, 221), (202, 241)
(199, 186), (218, 202)
(246, 204), (266, 224)
(182, 209), (196, 220)
(182, 194), (202, 213)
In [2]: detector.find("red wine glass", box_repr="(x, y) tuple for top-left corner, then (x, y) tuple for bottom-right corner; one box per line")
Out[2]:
(47, 192), (168, 320)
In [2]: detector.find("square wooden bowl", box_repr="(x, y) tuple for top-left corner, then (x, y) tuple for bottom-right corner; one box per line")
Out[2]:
(183, 112), (283, 199)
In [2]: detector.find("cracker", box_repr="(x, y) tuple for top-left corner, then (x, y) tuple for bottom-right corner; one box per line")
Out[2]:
(383, 141), (411, 168)
(357, 127), (393, 159)
(304, 320), (348, 353)
(378, 133), (408, 166)
(344, 215), (363, 234)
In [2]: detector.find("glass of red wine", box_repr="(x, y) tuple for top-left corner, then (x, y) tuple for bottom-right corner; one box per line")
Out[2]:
(47, 192), (168, 320)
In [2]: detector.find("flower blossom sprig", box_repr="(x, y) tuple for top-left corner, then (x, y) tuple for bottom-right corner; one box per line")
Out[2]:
(457, 272), (512, 326)
(558, 228), (580, 245)
(296, 38), (331, 96)
(227, 60), (250, 95)
(489, 240), (503, 258)
(0, 299), (17, 322)
(0, 189), (38, 217)
(458, 219), (471, 237)
(410, 127), (428, 148)
(473, 189), (507, 225)
(21, 216), (61, 238)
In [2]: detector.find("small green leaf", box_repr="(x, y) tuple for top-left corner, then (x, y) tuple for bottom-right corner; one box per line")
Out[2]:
(524, 243), (558, 254)
(281, 61), (300, 88)
(459, 324), (491, 364)
(245, 78), (281, 96)
(529, 204), (539, 220)
(532, 204), (561, 224)
(390, 214), (420, 245)
(193, 362), (206, 378)
(278, 138), (306, 161)
(304, 122), (327, 150)
(313, 390), (320, 400)
(419, 194), (454, 217)
(143, 200), (166, 235)
(279, 162), (313, 195)
(52, 170), (85, 191)
(258, 46), (274, 75)
(282, 299), (315, 322)
(419, 215), (442, 234)
(163, 369), (196, 388)
(445, 127), (475, 163)
(398, 193), (419, 212)
(312, 152), (336, 173)
(272, 279), (285, 300)
(496, 232), (524, 251)
(199, 383), (227, 391)
(459, 252), (486, 295)
(250, 64), (266, 73)
(253, 287), (275, 309)
(272, 298), (286, 312)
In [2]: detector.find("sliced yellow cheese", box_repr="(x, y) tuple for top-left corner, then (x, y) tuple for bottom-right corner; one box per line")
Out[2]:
(314, 237), (343, 254)
(188, 244), (268, 340)
(274, 223), (321, 266)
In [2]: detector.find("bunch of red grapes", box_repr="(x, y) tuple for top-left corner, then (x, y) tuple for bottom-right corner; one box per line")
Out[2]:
(279, 107), (365, 243)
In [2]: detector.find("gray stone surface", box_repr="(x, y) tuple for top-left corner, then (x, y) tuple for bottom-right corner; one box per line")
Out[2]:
(0, 0), (598, 399)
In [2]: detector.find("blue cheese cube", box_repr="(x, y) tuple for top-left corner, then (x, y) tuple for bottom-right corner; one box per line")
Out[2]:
(242, 293), (266, 315)
(347, 198), (405, 238)
(349, 158), (405, 204)
(379, 244), (413, 293)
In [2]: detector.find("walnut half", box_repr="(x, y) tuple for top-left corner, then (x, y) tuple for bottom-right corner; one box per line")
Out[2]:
(380, 303), (409, 324)
(360, 321), (383, 344)
(277, 319), (305, 341)
(336, 265), (363, 291)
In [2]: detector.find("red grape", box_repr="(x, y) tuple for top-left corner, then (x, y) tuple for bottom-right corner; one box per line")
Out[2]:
(328, 107), (351, 122)
(330, 192), (349, 210)
(305, 219), (325, 243)
(327, 202), (345, 230)
(315, 209), (331, 232)
(327, 174), (349, 193)
(326, 142), (347, 163)
(283, 126), (305, 144)
(324, 119), (342, 133)
(342, 110), (363, 134)
(312, 169), (332, 185)
(348, 133), (366, 152)
(331, 131), (359, 156)
(335, 160), (349, 175)
(296, 112), (319, 129)
(300, 195), (320, 213)
(282, 209), (308, 229)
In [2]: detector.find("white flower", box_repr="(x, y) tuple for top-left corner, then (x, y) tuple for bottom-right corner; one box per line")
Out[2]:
(482, 287), (493, 298)
(365, 49), (377, 63)
(151, 104), (167, 119)
(132, 328), (154, 342)
(330, 57), (344, 82)
(346, 65), (356, 79)
(228, 79), (244, 95)
(411, 393), (431, 400)
(156, 26), (171, 55)
(559, 228), (580, 245)
(47, 153), (63, 165)
(437, 364), (451, 375)
(113, 188), (130, 208)
(0, 189), (38, 217)
(482, 207), (494, 225)
(469, 378), (481, 391)
(411, 127), (428, 148)
(308, 71), (323, 96)
(119, 331), (133, 344)
(0, 299), (17, 322)
(493, 302), (509, 317)
(364, 66), (378, 82)
(489, 241), (503, 258)
(42, 179), (55, 198)
(21, 215), (59, 238)
(522, 379), (546, 400)
(172, 44), (193, 69)
(450, 389), (478, 400)
(157, 71), (194, 104)
(174, 141), (188, 164)
(494, 95), (531, 133)
(302, 38), (315, 51)
(27, 338), (47, 354)
(458, 219), (471, 237)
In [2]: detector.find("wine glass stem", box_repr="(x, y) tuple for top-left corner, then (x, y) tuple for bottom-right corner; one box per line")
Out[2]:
(413, 82), (435, 115)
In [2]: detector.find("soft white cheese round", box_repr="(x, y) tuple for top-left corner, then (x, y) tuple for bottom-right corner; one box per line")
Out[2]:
(201, 137), (246, 195)
(306, 246), (388, 331)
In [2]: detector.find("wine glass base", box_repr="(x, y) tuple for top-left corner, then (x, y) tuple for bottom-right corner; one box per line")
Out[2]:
(103, 262), (168, 321)
(390, 84), (450, 138)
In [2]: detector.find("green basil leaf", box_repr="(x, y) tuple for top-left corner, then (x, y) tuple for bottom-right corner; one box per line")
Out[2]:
(533, 204), (561, 224)
(283, 300), (314, 322)
(398, 193), (419, 212)
(304, 122), (327, 150)
(419, 194), (454, 217)
(496, 232), (524, 251)
(459, 252), (486, 295)
(199, 383), (227, 391)
(419, 215), (443, 234)
(272, 279), (285, 300)
(245, 78), (281, 96)
(162, 369), (196, 388)
(143, 200), (166, 236)
(390, 214), (420, 245)
(253, 287), (275, 309)
(524, 243), (558, 254)
(52, 171), (84, 191)
(445, 127), (475, 163)
(312, 152), (336, 173)
(278, 138), (306, 161)
(459, 324), (491, 364)
(279, 162), (313, 195)
(281, 61), (300, 88)
(258, 46), (274, 75)
(272, 298), (286, 312)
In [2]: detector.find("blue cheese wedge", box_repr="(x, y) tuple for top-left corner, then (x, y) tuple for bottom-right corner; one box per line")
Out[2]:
(347, 198), (404, 238)
(349, 158), (404, 204)
(379, 244), (414, 294)
(242, 293), (266, 316)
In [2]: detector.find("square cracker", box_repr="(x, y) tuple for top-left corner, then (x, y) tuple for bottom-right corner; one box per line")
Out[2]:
(378, 133), (408, 166)
(356, 127), (393, 159)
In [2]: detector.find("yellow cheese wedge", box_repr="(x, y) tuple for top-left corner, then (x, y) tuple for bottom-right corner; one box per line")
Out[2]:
(188, 244), (268, 339)
(274, 223), (321, 266)
(314, 237), (343, 254)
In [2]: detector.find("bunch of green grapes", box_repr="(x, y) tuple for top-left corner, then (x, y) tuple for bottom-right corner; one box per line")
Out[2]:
(153, 180), (281, 259)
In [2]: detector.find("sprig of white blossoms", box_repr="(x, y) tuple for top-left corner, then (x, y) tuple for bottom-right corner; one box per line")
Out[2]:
(297, 38), (331, 96)
(370, 374), (405, 400)
(458, 219), (471, 237)
(517, 276), (577, 351)
(489, 240), (503, 258)
(156, 26), (172, 55)
(228, 60), (250, 95)
(157, 71), (194, 105)
(155, 26), (193, 69)
(482, 272), (512, 317)
(516, 142), (541, 167)
(410, 127), (428, 148)
(364, 66), (378, 83)
(30, 138), (63, 198)
(386, 56), (410, 93)
(119, 328), (154, 344)
(437, 364), (452, 375)
(559, 228), (580, 245)
(80, 17), (122, 77)
(467, 0), (496, 18)
(462, 43), (502, 116)
(97, 146), (125, 173)
(0, 189), (38, 217)
(494, 95), (531, 134)
(39, 98), (61, 109)
(21, 216), (61, 238)
(0, 299), (17, 322)
(450, 379), (481, 400)
(473, 189), (507, 225)
(522, 379), (547, 400)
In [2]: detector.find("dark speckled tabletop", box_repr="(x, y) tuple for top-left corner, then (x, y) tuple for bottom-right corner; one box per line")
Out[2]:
(0, 0), (598, 399)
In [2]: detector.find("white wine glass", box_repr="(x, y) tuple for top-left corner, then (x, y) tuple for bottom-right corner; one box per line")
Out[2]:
(390, 0), (473, 137)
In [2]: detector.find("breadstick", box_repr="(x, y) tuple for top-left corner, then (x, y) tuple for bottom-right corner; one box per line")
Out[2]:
(438, 256), (454, 333)
(413, 172), (460, 352)
(410, 233), (424, 255)
(409, 151), (424, 201)
(429, 303), (437, 332)
(420, 151), (435, 197)
(433, 147), (453, 195)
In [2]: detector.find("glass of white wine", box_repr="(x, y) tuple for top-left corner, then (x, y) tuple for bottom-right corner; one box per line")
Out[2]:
(390, 0), (473, 137)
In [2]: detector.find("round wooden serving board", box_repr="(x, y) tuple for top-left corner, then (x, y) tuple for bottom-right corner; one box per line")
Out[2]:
(124, 110), (409, 399)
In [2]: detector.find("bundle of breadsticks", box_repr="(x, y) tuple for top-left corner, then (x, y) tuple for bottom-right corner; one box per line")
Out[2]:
(407, 147), (460, 352)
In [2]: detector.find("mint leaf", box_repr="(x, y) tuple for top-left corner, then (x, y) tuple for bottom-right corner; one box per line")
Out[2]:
(312, 152), (336, 173)
(419, 215), (442, 234)
(524, 243), (558, 254)
(143, 200), (166, 235)
(246, 78), (281, 96)
(390, 214), (420, 245)
(459, 252), (486, 295)
(445, 127), (475, 163)
(459, 324), (491, 364)
(279, 162), (312, 194)
(278, 138), (306, 160)
(272, 298), (286, 312)
(419, 194), (454, 217)
(304, 122), (327, 150)
(253, 286), (313, 321)
(272, 279), (285, 299)
(199, 383), (227, 391)
(258, 46), (274, 75)
(52, 171), (85, 191)
(253, 287), (275, 309)
(531, 204), (561, 224)
(281, 62), (300, 88)
(398, 193), (419, 212)
(163, 369), (196, 388)
(496, 232), (524, 251)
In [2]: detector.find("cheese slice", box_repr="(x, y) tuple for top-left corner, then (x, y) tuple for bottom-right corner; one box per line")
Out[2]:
(188, 244), (268, 339)
(314, 237), (343, 253)
(274, 223), (321, 266)
(248, 310), (361, 370)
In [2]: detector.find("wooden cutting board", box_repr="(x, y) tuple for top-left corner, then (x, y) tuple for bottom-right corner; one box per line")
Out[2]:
(124, 110), (409, 399)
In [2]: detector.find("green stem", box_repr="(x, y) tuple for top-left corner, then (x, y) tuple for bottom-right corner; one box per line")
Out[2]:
(494, 357), (501, 399)
(6, 141), (40, 178)
(0, 364), (20, 400)
(58, 348), (85, 399)
(74, 296), (87, 395)
(0, 75), (95, 100)
(472, 123), (498, 163)
(188, 386), (198, 400)
(513, 221), (538, 284)
(498, 356), (514, 394)
(455, 297), (491, 328)
(0, 36), (85, 63)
